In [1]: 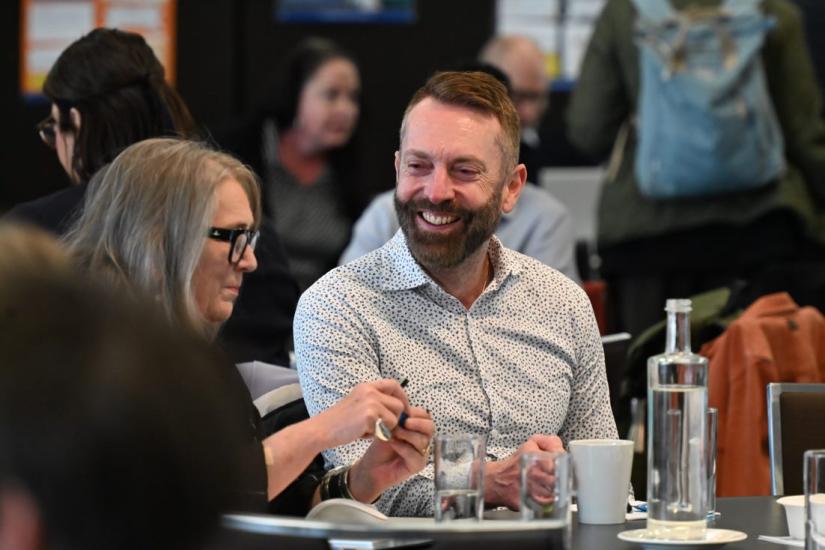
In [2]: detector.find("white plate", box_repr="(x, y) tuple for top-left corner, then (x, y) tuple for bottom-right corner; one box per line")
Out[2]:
(617, 528), (747, 549)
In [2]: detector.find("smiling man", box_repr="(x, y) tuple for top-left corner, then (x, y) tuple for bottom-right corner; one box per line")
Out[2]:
(295, 71), (618, 517)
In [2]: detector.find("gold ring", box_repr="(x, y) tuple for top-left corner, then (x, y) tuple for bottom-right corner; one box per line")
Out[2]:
(419, 441), (431, 457)
(375, 418), (392, 442)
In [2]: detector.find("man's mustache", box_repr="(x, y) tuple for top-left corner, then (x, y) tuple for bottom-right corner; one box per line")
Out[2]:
(402, 199), (472, 219)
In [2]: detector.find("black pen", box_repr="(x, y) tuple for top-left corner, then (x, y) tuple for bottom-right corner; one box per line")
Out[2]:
(375, 378), (411, 441)
(398, 378), (410, 428)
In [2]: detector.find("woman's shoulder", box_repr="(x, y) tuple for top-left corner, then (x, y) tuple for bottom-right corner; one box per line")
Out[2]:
(5, 183), (88, 235)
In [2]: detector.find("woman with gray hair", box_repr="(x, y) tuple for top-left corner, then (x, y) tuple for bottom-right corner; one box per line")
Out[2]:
(67, 137), (261, 338)
(65, 138), (434, 514)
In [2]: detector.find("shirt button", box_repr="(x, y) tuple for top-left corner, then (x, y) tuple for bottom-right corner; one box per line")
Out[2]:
(490, 429), (500, 439)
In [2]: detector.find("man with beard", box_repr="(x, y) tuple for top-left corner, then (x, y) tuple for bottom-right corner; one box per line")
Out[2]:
(339, 61), (579, 282)
(295, 71), (617, 517)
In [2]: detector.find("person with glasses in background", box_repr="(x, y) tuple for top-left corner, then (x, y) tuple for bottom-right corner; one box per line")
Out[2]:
(479, 35), (550, 181)
(6, 27), (300, 367)
(12, 28), (195, 234)
(65, 138), (434, 515)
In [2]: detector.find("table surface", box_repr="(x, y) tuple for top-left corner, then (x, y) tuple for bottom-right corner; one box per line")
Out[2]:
(572, 496), (789, 549)
(214, 496), (793, 550)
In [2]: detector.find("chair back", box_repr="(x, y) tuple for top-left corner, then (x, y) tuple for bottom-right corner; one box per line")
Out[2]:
(254, 383), (308, 438)
(602, 332), (632, 425)
(237, 361), (299, 401)
(767, 382), (825, 495)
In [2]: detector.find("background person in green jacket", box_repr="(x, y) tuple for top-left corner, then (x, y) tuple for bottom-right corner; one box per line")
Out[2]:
(568, 0), (825, 337)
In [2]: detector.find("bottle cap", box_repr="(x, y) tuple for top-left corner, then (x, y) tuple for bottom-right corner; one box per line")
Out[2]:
(665, 298), (692, 313)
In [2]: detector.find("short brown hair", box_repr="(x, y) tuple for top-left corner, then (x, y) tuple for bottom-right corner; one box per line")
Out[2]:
(399, 71), (521, 170)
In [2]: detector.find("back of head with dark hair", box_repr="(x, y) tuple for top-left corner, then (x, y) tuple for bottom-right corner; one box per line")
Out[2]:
(0, 228), (247, 550)
(44, 28), (196, 182)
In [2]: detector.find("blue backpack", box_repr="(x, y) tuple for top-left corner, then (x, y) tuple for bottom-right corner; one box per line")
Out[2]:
(630, 0), (785, 199)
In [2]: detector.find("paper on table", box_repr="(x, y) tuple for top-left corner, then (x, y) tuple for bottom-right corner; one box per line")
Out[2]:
(757, 534), (804, 547)
(328, 538), (432, 550)
(307, 498), (388, 525)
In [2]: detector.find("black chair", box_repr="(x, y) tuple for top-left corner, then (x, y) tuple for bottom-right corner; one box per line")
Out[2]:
(601, 332), (632, 426)
(254, 383), (326, 517)
(767, 382), (825, 495)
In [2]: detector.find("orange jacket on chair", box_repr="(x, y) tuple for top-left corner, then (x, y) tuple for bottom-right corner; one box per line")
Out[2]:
(701, 292), (825, 496)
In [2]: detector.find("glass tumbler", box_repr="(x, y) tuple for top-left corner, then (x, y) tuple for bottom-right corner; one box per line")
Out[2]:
(805, 449), (825, 550)
(520, 451), (571, 522)
(433, 433), (486, 521)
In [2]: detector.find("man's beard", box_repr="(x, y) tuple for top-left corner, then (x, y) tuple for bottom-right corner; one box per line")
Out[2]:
(394, 185), (503, 270)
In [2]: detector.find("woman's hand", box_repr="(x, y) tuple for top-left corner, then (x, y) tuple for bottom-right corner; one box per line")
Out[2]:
(263, 379), (421, 503)
(311, 379), (410, 449)
(346, 407), (435, 504)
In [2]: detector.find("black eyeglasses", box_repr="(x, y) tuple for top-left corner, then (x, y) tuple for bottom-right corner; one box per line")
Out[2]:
(36, 116), (57, 149)
(207, 227), (259, 266)
(510, 89), (548, 107)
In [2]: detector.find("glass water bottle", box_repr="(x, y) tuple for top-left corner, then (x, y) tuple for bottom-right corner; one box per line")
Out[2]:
(647, 299), (709, 540)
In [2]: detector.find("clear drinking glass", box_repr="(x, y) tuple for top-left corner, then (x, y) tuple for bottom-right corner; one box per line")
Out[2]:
(707, 408), (718, 520)
(433, 434), (485, 521)
(647, 299), (709, 540)
(805, 449), (825, 550)
(520, 451), (571, 522)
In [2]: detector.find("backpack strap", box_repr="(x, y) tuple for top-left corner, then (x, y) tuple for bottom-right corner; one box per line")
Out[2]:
(630, 0), (676, 24)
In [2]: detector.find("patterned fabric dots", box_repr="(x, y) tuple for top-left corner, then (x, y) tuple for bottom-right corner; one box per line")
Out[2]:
(295, 230), (618, 517)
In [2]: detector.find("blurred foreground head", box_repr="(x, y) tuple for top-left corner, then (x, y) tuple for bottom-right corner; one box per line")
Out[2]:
(0, 224), (245, 550)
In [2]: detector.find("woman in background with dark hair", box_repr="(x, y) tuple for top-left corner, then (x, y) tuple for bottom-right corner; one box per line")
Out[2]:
(41, 29), (195, 184)
(7, 27), (299, 366)
(8, 28), (195, 233)
(222, 37), (367, 291)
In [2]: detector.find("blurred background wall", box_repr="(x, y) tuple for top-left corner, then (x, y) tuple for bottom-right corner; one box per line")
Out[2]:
(1, 0), (496, 212)
(2, 0), (822, 214)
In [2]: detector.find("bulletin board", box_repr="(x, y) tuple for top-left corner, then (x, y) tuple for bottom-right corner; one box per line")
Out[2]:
(495, 0), (605, 88)
(276, 0), (416, 24)
(19, 0), (177, 97)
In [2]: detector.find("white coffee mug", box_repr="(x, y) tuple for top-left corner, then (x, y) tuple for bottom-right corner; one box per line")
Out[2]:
(569, 439), (633, 524)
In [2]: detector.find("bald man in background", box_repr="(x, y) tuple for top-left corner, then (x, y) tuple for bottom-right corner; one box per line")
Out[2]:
(480, 35), (550, 180)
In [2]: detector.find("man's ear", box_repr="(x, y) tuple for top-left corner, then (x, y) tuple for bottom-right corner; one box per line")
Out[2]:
(0, 488), (43, 550)
(501, 163), (527, 213)
(394, 151), (400, 184)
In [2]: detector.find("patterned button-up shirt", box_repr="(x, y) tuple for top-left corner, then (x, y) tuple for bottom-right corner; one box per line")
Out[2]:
(295, 230), (617, 516)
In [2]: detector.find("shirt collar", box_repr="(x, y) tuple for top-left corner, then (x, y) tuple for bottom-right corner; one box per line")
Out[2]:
(374, 229), (525, 292)
(740, 292), (800, 320)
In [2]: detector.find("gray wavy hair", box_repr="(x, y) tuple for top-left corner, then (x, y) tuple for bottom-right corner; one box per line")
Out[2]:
(65, 138), (261, 337)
